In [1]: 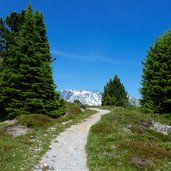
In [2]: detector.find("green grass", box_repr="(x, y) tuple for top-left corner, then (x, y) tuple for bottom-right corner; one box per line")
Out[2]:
(86, 107), (171, 171)
(0, 108), (96, 171)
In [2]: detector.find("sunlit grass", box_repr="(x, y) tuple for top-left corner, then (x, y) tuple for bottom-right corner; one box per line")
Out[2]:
(0, 108), (96, 171)
(86, 107), (171, 171)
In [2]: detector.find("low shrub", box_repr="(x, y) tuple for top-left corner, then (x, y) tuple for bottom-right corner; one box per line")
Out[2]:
(16, 114), (52, 128)
(66, 103), (82, 115)
(73, 100), (86, 109)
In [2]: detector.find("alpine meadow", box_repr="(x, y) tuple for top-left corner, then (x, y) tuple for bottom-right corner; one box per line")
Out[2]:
(0, 1), (171, 171)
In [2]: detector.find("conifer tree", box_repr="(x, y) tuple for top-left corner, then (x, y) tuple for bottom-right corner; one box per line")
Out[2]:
(140, 30), (171, 114)
(0, 11), (27, 117)
(0, 5), (64, 117)
(0, 11), (25, 70)
(0, 18), (7, 71)
(102, 75), (128, 106)
(34, 10), (64, 114)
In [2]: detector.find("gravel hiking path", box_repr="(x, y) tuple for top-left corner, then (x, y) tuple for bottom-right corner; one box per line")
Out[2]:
(34, 108), (110, 171)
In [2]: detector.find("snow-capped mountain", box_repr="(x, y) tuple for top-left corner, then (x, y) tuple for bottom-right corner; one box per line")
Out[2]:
(60, 89), (102, 106)
(59, 89), (139, 107)
(128, 95), (139, 107)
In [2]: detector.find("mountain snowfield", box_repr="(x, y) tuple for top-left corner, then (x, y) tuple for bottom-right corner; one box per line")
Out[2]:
(60, 89), (102, 106)
(60, 89), (139, 106)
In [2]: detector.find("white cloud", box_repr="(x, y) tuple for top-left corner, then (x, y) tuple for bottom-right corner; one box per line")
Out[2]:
(51, 49), (139, 66)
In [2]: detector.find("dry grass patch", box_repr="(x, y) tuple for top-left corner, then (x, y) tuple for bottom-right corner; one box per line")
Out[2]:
(118, 141), (171, 159)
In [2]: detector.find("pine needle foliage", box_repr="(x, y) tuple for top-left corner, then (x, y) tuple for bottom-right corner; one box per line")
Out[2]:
(0, 5), (64, 118)
(140, 30), (171, 114)
(102, 75), (128, 107)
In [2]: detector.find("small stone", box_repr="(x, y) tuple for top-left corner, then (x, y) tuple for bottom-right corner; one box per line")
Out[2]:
(42, 162), (49, 170)
(132, 156), (154, 167)
(139, 120), (153, 128)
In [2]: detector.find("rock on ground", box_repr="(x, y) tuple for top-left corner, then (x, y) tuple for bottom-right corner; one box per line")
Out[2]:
(34, 108), (110, 171)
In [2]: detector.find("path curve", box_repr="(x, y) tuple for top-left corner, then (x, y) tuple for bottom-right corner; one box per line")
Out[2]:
(34, 108), (110, 171)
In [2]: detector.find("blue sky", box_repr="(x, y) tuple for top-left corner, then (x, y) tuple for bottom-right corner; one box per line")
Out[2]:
(1, 0), (171, 98)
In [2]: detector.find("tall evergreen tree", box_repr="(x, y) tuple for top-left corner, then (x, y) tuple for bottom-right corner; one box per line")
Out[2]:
(34, 10), (63, 114)
(102, 75), (128, 106)
(140, 30), (171, 114)
(0, 18), (7, 71)
(0, 11), (25, 71)
(0, 5), (64, 117)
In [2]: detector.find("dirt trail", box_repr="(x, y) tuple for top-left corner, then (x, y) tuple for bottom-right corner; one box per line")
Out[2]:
(34, 108), (110, 171)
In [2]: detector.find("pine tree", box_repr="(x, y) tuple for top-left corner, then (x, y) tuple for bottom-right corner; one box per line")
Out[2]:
(140, 30), (171, 114)
(102, 75), (128, 107)
(0, 18), (7, 71)
(0, 11), (25, 70)
(34, 10), (64, 115)
(0, 5), (64, 118)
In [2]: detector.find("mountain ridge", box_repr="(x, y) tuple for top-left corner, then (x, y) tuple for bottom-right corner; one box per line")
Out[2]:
(60, 89), (102, 106)
(60, 89), (139, 107)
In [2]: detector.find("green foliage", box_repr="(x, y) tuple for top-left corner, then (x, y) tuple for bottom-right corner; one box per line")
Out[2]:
(140, 30), (171, 114)
(102, 75), (129, 107)
(0, 5), (64, 118)
(48, 98), (66, 118)
(73, 100), (86, 109)
(0, 18), (6, 71)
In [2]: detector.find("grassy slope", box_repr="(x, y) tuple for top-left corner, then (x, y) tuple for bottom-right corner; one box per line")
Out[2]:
(86, 107), (171, 171)
(0, 109), (96, 171)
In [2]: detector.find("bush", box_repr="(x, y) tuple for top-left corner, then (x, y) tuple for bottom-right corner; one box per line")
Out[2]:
(16, 114), (52, 128)
(66, 103), (82, 115)
(73, 100), (86, 109)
